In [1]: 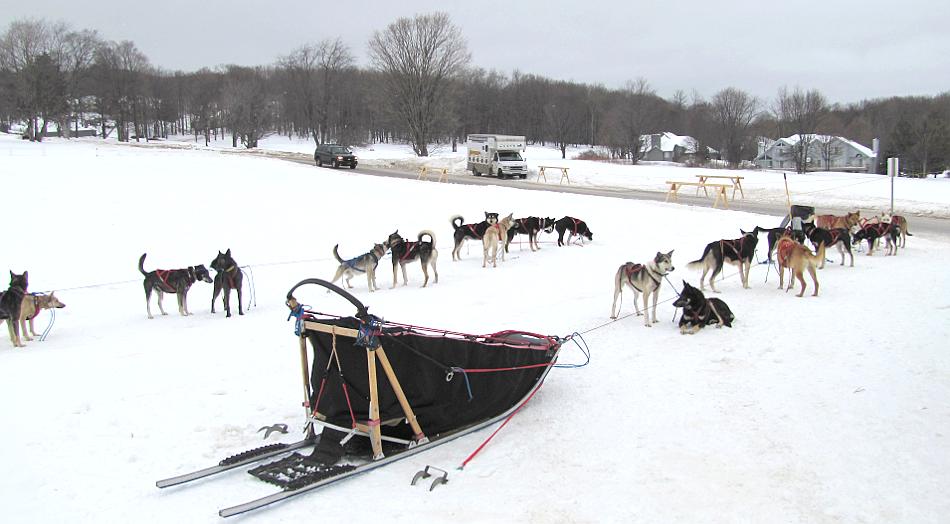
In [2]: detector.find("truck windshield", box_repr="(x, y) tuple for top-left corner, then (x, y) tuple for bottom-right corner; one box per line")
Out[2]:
(330, 147), (351, 154)
(497, 151), (523, 161)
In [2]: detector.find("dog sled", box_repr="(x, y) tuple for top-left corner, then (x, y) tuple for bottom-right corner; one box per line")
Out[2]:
(157, 278), (566, 517)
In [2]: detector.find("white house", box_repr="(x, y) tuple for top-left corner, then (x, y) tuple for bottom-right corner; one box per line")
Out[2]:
(640, 132), (718, 163)
(756, 135), (877, 173)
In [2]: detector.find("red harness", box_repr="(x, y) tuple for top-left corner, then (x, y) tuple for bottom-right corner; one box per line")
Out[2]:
(155, 269), (176, 293)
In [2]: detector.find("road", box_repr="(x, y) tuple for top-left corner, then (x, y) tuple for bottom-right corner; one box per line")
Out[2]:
(271, 151), (950, 239)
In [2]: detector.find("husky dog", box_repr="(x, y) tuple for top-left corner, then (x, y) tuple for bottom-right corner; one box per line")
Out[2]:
(388, 230), (439, 287)
(211, 249), (244, 317)
(852, 222), (900, 256)
(775, 236), (822, 297)
(329, 243), (388, 292)
(18, 291), (66, 341)
(672, 281), (734, 335)
(554, 216), (594, 246)
(138, 253), (213, 319)
(815, 211), (861, 230)
(451, 213), (498, 261)
(687, 230), (759, 292)
(482, 213), (514, 268)
(754, 226), (796, 263)
(504, 216), (556, 253)
(882, 214), (912, 247)
(0, 271), (29, 347)
(803, 223), (853, 268)
(611, 250), (675, 326)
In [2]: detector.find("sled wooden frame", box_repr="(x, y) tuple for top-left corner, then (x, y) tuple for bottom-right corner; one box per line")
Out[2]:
(298, 320), (427, 460)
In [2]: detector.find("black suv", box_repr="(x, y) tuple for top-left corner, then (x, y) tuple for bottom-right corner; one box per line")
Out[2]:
(314, 144), (358, 169)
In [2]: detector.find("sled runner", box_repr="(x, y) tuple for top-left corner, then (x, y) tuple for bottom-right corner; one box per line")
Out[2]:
(157, 277), (565, 517)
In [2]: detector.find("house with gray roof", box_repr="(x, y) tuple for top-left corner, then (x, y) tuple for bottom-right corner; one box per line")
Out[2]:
(755, 135), (877, 173)
(641, 132), (718, 163)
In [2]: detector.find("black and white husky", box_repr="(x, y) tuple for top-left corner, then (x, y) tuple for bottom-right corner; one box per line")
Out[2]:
(451, 213), (498, 261)
(504, 216), (556, 253)
(610, 250), (675, 326)
(687, 230), (758, 292)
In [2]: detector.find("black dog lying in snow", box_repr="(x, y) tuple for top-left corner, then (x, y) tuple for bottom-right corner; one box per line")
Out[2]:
(672, 281), (735, 335)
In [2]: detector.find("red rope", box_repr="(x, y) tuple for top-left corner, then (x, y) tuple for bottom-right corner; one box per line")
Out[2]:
(458, 362), (553, 373)
(459, 381), (544, 469)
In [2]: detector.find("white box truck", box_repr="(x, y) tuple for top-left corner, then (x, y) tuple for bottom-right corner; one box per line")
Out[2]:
(466, 134), (529, 179)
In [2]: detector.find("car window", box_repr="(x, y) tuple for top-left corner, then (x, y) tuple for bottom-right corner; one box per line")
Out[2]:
(498, 151), (522, 161)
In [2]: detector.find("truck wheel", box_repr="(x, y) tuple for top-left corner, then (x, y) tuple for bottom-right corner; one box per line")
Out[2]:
(317, 157), (323, 167)
(333, 160), (339, 168)
(497, 169), (505, 179)
(472, 167), (480, 176)
(350, 164), (356, 169)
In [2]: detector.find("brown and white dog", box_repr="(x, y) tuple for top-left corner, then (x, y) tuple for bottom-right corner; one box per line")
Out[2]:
(482, 213), (514, 268)
(815, 211), (861, 230)
(18, 291), (66, 341)
(775, 236), (822, 297)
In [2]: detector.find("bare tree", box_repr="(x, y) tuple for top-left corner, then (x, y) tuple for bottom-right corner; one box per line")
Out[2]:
(614, 78), (656, 163)
(368, 12), (470, 156)
(279, 38), (354, 145)
(221, 66), (273, 148)
(775, 86), (827, 173)
(711, 87), (759, 167)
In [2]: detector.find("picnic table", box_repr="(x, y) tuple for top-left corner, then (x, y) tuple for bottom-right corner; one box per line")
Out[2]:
(417, 166), (449, 183)
(665, 180), (731, 209)
(536, 166), (571, 185)
(694, 174), (745, 199)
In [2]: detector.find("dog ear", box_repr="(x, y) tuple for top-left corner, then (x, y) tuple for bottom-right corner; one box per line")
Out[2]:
(667, 249), (674, 256)
(225, 248), (231, 256)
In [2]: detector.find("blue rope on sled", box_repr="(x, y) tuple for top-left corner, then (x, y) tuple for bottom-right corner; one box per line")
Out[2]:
(355, 315), (383, 348)
(287, 303), (307, 336)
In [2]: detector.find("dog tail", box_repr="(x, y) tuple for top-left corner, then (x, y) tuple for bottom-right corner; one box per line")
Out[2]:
(816, 241), (826, 264)
(419, 230), (436, 247)
(450, 215), (464, 231)
(687, 245), (712, 270)
(138, 253), (149, 276)
(332, 244), (344, 264)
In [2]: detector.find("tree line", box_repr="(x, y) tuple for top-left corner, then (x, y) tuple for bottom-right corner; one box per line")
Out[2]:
(1, 13), (947, 174)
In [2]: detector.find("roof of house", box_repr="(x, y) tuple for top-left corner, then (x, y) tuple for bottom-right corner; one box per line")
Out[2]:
(772, 134), (875, 157)
(641, 132), (717, 154)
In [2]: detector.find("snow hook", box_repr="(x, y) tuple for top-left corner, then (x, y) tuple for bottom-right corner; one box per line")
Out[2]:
(258, 423), (289, 439)
(411, 465), (448, 491)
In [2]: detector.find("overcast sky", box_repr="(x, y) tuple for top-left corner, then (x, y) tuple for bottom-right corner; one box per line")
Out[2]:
(4, 0), (948, 105)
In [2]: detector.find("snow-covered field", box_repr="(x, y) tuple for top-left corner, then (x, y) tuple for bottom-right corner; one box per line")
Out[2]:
(2, 133), (949, 523)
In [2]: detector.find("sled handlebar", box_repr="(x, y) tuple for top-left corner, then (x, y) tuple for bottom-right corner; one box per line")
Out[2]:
(286, 278), (369, 318)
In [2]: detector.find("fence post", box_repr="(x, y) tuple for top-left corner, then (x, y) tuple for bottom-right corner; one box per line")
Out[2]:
(887, 157), (899, 214)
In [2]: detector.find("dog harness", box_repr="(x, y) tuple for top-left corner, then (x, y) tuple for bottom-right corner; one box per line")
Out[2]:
(567, 217), (582, 234)
(719, 233), (753, 260)
(776, 237), (797, 266)
(342, 254), (377, 273)
(223, 264), (241, 287)
(623, 263), (663, 291)
(154, 270), (177, 293)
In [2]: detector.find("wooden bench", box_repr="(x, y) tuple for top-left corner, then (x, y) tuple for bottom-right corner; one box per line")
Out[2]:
(665, 180), (731, 209)
(417, 166), (449, 183)
(695, 174), (745, 199)
(536, 166), (570, 185)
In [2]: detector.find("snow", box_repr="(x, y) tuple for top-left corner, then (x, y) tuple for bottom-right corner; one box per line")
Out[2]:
(2, 133), (949, 523)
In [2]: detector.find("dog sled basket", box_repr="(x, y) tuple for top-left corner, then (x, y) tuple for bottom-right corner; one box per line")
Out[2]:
(287, 278), (563, 462)
(157, 277), (565, 518)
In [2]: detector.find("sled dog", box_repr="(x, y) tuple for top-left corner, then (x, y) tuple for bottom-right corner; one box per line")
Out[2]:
(504, 216), (556, 253)
(0, 271), (29, 347)
(775, 236), (822, 297)
(815, 211), (860, 230)
(138, 253), (213, 319)
(329, 242), (388, 292)
(610, 250), (675, 326)
(852, 222), (900, 256)
(672, 281), (734, 335)
(554, 216), (593, 246)
(687, 230), (758, 292)
(803, 223), (853, 268)
(211, 249), (245, 317)
(18, 291), (65, 341)
(451, 213), (498, 261)
(482, 213), (514, 268)
(882, 214), (912, 247)
(388, 230), (439, 287)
